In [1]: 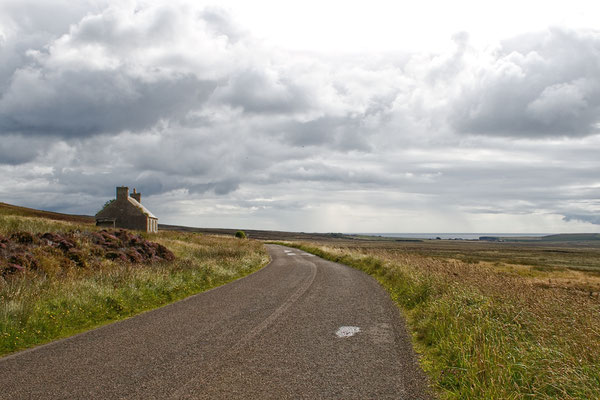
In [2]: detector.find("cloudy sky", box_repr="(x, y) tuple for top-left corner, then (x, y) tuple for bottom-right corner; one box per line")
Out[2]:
(1, 0), (600, 233)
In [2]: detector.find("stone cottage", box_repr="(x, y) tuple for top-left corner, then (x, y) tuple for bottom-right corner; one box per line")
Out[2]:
(95, 186), (158, 233)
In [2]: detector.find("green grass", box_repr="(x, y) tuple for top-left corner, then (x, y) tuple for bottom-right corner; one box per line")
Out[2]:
(0, 214), (89, 236)
(1, 216), (268, 356)
(276, 242), (600, 400)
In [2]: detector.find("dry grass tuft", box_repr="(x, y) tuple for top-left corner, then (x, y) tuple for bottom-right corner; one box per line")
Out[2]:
(0, 215), (268, 356)
(281, 241), (600, 400)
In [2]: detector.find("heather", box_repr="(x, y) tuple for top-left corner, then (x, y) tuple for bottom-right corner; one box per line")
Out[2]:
(0, 215), (268, 356)
(0, 229), (174, 277)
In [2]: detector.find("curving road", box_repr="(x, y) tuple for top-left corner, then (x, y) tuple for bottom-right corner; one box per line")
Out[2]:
(0, 244), (431, 399)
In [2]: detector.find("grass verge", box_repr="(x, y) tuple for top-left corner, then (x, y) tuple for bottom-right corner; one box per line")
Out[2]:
(1, 215), (268, 356)
(275, 241), (600, 400)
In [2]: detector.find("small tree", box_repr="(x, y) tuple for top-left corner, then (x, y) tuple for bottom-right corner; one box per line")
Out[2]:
(235, 230), (247, 239)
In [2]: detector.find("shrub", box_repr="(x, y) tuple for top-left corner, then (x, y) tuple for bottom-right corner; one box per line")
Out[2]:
(235, 230), (247, 239)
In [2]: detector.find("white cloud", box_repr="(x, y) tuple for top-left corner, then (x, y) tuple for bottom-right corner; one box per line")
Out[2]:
(450, 28), (600, 137)
(0, 1), (599, 232)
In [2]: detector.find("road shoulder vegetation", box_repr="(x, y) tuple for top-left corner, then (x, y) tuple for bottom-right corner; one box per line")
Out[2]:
(276, 241), (600, 400)
(0, 214), (268, 356)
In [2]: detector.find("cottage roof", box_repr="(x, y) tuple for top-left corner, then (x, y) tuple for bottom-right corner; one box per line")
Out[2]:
(127, 196), (157, 219)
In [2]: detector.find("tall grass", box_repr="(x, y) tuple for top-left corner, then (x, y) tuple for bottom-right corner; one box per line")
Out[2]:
(0, 215), (86, 235)
(0, 217), (268, 356)
(280, 242), (600, 400)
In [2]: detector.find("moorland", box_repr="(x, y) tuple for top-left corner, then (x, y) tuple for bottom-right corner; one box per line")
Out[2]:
(1, 201), (599, 399)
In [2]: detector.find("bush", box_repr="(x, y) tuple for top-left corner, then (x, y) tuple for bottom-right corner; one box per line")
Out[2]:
(235, 230), (247, 239)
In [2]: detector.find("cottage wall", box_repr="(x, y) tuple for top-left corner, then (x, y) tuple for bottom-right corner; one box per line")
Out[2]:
(147, 218), (158, 233)
(96, 199), (149, 231)
(96, 186), (158, 232)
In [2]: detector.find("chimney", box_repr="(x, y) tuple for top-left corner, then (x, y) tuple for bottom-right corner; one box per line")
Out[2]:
(116, 186), (129, 201)
(131, 188), (141, 203)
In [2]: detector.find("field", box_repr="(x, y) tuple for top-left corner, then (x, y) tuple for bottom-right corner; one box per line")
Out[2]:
(279, 238), (600, 399)
(326, 238), (600, 292)
(0, 204), (268, 356)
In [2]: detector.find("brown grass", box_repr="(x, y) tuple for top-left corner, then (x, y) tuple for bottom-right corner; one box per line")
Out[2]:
(0, 202), (95, 224)
(281, 240), (600, 399)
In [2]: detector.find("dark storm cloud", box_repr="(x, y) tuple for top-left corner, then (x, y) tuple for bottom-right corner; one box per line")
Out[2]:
(51, 167), (167, 198)
(450, 28), (600, 138)
(0, 71), (217, 137)
(563, 214), (600, 225)
(0, 135), (42, 165)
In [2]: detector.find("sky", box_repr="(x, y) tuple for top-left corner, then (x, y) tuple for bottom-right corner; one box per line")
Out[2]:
(1, 0), (600, 233)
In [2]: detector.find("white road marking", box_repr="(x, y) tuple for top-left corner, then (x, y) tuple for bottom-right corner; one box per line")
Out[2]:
(283, 250), (292, 253)
(336, 326), (361, 338)
(286, 253), (297, 256)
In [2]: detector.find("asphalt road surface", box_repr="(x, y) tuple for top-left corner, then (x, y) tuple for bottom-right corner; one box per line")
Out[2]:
(0, 244), (431, 399)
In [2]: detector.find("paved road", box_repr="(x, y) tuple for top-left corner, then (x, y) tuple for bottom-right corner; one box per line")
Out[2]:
(0, 244), (431, 399)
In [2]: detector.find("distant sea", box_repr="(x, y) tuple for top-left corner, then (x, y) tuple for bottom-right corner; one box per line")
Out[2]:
(352, 233), (552, 240)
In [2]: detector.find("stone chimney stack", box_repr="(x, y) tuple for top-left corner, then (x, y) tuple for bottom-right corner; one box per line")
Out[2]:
(116, 186), (129, 201)
(131, 188), (141, 203)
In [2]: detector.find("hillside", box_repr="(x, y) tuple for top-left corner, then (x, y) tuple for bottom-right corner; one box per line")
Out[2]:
(0, 202), (95, 224)
(159, 224), (368, 241)
(0, 202), (348, 241)
(540, 233), (600, 241)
